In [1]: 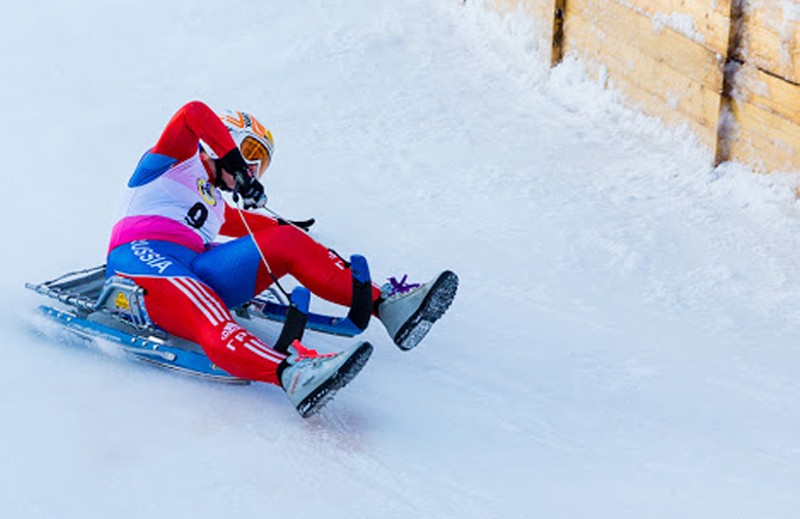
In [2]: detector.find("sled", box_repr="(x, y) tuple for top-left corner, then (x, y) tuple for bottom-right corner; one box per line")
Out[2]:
(24, 256), (373, 383)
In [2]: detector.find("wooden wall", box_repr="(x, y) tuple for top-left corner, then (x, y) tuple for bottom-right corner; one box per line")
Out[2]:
(726, 2), (800, 172)
(485, 0), (562, 64)
(479, 0), (800, 173)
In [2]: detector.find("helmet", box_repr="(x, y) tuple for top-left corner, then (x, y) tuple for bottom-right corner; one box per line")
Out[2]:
(218, 109), (274, 177)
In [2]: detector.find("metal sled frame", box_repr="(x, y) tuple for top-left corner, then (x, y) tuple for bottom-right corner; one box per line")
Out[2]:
(26, 266), (250, 384)
(25, 255), (374, 384)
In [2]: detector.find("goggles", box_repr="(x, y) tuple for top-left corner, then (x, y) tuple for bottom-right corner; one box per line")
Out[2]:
(237, 134), (272, 178)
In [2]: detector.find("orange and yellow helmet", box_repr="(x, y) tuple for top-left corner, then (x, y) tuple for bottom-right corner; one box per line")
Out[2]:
(219, 109), (274, 177)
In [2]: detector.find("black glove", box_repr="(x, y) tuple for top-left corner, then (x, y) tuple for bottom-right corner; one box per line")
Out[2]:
(218, 149), (267, 209)
(233, 171), (267, 209)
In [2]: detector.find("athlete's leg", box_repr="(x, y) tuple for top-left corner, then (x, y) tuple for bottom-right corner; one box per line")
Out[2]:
(194, 225), (381, 308)
(107, 240), (286, 384)
(122, 274), (285, 383)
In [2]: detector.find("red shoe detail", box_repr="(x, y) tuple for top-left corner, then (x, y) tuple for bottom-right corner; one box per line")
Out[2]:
(291, 339), (335, 359)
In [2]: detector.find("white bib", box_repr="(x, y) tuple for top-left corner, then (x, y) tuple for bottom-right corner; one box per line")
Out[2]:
(116, 151), (225, 244)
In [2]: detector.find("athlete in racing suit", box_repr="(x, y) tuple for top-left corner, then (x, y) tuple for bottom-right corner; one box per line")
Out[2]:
(106, 100), (457, 415)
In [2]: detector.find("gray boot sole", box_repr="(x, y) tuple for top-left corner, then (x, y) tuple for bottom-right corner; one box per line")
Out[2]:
(296, 341), (373, 418)
(393, 271), (459, 351)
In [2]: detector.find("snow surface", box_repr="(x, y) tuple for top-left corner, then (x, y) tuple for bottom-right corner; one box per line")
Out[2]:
(2, 1), (800, 517)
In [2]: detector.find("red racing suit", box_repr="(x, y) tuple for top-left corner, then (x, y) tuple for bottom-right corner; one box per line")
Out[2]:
(106, 101), (379, 384)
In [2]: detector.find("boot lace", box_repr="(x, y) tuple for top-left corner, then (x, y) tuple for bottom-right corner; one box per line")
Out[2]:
(291, 340), (335, 360)
(383, 275), (421, 298)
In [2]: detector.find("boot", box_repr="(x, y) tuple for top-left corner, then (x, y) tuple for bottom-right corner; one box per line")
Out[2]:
(377, 271), (458, 351)
(279, 340), (373, 418)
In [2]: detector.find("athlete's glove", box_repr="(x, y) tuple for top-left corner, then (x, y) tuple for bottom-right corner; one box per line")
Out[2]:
(233, 171), (267, 209)
(218, 148), (268, 209)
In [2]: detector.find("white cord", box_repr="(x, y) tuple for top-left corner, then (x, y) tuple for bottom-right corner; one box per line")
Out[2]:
(234, 200), (290, 298)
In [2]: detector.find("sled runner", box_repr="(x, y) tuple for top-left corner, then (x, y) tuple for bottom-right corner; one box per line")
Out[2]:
(25, 255), (374, 384)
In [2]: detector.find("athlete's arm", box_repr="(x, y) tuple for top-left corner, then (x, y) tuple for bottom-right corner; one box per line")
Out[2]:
(152, 100), (238, 161)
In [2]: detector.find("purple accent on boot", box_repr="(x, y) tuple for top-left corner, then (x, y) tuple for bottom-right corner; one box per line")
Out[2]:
(387, 275), (421, 296)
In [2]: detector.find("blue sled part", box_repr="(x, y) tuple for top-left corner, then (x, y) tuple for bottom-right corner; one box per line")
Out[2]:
(252, 300), (363, 337)
(37, 305), (249, 385)
(251, 254), (373, 338)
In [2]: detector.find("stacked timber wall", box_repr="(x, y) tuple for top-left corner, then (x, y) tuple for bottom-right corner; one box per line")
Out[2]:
(480, 0), (800, 173)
